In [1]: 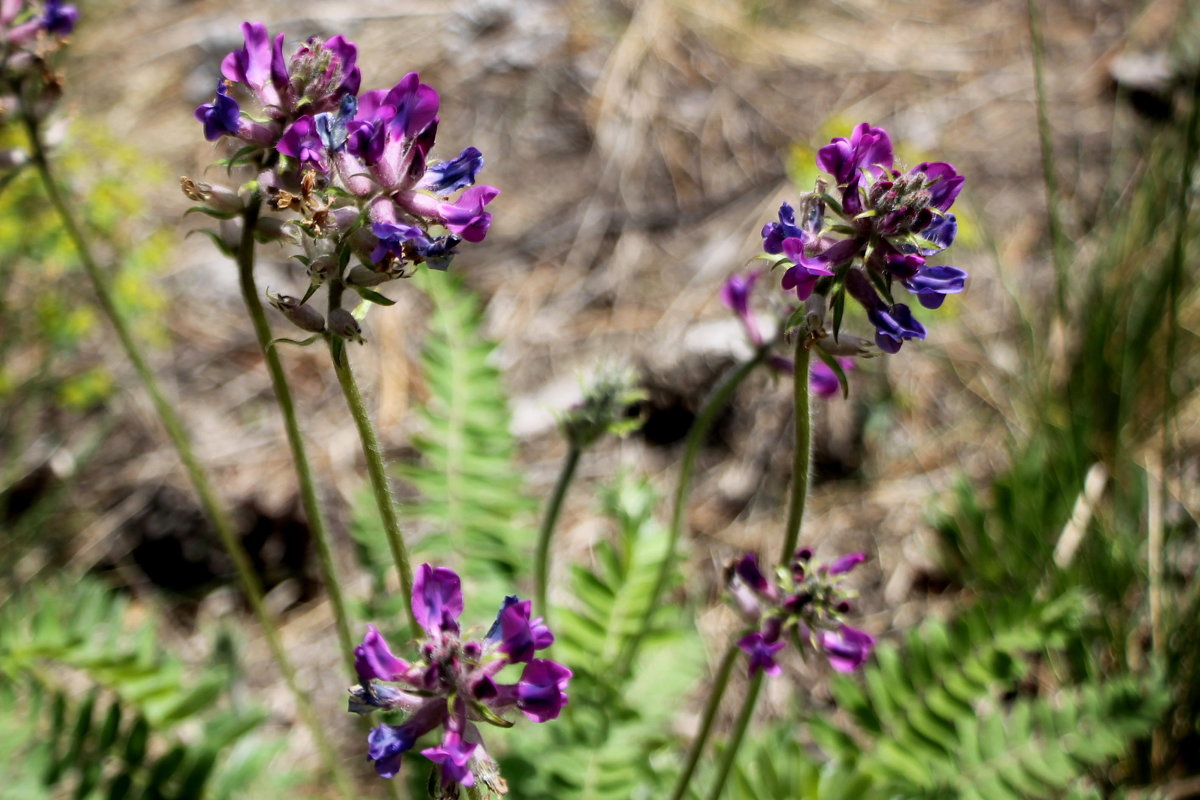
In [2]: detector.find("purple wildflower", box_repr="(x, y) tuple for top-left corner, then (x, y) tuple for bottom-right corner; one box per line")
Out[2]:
(349, 565), (571, 786)
(436, 185), (499, 243)
(761, 123), (967, 355)
(738, 632), (786, 677)
(40, 0), (76, 35)
(810, 358), (855, 399)
(220, 21), (286, 112)
(727, 547), (872, 676)
(720, 270), (764, 346)
(821, 625), (876, 673)
(194, 81), (241, 142)
(421, 731), (478, 789)
(419, 146), (484, 194)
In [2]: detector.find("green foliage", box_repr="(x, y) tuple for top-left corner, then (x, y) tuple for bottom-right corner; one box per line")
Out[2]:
(0, 577), (302, 799)
(499, 474), (703, 800)
(685, 729), (876, 800)
(351, 270), (535, 608)
(805, 592), (1165, 799)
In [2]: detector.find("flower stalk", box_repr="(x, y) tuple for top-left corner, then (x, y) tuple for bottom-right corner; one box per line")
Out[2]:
(535, 443), (582, 619)
(326, 280), (419, 637)
(781, 336), (813, 563)
(234, 194), (356, 673)
(667, 640), (743, 800)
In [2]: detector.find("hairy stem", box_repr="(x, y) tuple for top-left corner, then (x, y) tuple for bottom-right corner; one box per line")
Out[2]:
(704, 671), (764, 800)
(327, 281), (419, 637)
(780, 338), (812, 563)
(235, 197), (356, 673)
(668, 641), (742, 800)
(22, 106), (355, 796)
(535, 444), (582, 619)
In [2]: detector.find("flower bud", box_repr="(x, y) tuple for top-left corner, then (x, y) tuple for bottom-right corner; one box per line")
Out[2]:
(307, 254), (339, 285)
(346, 265), (392, 287)
(256, 215), (298, 243)
(329, 307), (365, 343)
(267, 291), (326, 333)
(559, 367), (646, 448)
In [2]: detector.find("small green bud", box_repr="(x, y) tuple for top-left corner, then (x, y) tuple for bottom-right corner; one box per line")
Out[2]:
(346, 264), (391, 287)
(559, 367), (647, 448)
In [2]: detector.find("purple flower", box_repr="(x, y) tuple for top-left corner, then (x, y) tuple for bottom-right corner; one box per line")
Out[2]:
(350, 567), (571, 786)
(194, 81), (240, 142)
(419, 146), (484, 194)
(220, 21), (286, 111)
(780, 236), (834, 301)
(761, 202), (806, 254)
(919, 213), (958, 254)
(810, 358), (855, 399)
(355, 624), (411, 683)
(412, 563), (463, 636)
(367, 724), (417, 779)
(824, 552), (866, 575)
(867, 302), (927, 354)
(383, 72), (440, 139)
(910, 161), (964, 211)
(720, 270), (764, 346)
(905, 264), (968, 309)
(40, 0), (76, 35)
(821, 625), (876, 673)
(421, 732), (477, 789)
(438, 185), (499, 243)
(514, 659), (573, 722)
(496, 599), (554, 664)
(277, 115), (328, 172)
(817, 122), (893, 185)
(738, 631), (785, 677)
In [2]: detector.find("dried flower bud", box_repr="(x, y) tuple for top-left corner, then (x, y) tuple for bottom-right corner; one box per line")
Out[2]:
(267, 291), (326, 333)
(329, 307), (365, 344)
(180, 176), (244, 214)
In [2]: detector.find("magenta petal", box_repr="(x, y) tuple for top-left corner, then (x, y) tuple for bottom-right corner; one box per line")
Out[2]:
(821, 625), (876, 673)
(411, 564), (463, 635)
(355, 625), (410, 682)
(515, 659), (572, 722)
(826, 552), (867, 575)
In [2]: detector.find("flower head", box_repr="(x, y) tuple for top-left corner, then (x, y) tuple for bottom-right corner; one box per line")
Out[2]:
(761, 123), (967, 355)
(727, 547), (873, 676)
(349, 565), (571, 787)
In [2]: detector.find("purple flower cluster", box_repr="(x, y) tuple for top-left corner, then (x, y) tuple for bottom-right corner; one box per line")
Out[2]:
(2, 0), (76, 44)
(350, 565), (571, 789)
(720, 268), (858, 398)
(762, 123), (967, 354)
(191, 22), (498, 335)
(0, 0), (76, 87)
(728, 548), (875, 676)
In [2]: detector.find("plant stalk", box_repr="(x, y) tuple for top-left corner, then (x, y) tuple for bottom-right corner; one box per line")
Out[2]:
(327, 281), (419, 637)
(535, 444), (582, 619)
(234, 197), (356, 674)
(668, 640), (742, 800)
(704, 671), (764, 800)
(780, 337), (812, 563)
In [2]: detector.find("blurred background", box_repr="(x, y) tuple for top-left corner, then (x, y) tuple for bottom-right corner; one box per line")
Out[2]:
(2, 0), (1198, 797)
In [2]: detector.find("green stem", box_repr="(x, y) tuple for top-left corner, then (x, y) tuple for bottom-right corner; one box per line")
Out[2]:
(704, 671), (764, 800)
(327, 281), (419, 638)
(21, 104), (355, 796)
(234, 198), (356, 674)
(535, 444), (582, 619)
(615, 349), (767, 677)
(668, 641), (743, 800)
(780, 338), (812, 563)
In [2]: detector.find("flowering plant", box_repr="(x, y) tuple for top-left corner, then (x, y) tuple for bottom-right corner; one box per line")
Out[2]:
(729, 548), (875, 676)
(762, 122), (967, 354)
(350, 564), (571, 791)
(189, 22), (498, 339)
